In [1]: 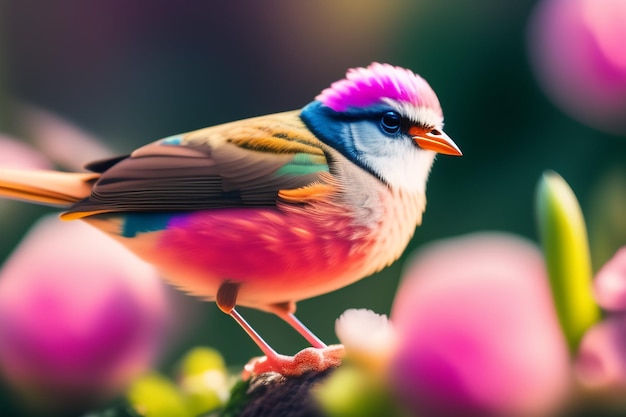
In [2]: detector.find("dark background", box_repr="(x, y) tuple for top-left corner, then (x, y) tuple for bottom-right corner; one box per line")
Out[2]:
(0, 0), (624, 414)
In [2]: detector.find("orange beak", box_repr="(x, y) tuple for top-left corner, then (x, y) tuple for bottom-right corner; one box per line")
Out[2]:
(409, 126), (462, 156)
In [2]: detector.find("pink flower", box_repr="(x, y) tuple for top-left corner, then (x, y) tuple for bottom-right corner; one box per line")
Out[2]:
(576, 248), (626, 398)
(17, 105), (115, 171)
(0, 215), (172, 412)
(0, 135), (50, 170)
(575, 315), (626, 396)
(592, 247), (626, 312)
(528, 0), (626, 135)
(389, 233), (571, 417)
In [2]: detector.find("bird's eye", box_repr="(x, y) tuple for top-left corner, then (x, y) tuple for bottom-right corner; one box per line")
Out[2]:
(380, 111), (402, 134)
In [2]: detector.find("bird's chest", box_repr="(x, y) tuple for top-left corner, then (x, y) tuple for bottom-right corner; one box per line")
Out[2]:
(158, 205), (375, 295)
(86, 186), (423, 306)
(87, 206), (368, 301)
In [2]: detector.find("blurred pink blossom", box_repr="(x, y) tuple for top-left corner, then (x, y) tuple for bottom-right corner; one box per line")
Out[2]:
(0, 135), (50, 170)
(389, 233), (571, 417)
(593, 247), (626, 312)
(575, 315), (626, 396)
(0, 215), (172, 412)
(17, 104), (115, 171)
(576, 247), (626, 400)
(528, 0), (626, 135)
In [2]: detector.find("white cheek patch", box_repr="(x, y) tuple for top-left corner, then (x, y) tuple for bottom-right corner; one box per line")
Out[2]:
(347, 119), (438, 192)
(366, 140), (437, 193)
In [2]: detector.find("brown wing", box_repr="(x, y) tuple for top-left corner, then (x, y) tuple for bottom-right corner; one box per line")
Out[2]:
(63, 111), (331, 219)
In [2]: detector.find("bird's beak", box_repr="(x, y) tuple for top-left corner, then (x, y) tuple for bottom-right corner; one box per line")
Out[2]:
(409, 126), (462, 156)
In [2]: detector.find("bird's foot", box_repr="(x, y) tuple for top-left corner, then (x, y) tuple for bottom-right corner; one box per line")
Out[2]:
(242, 344), (345, 379)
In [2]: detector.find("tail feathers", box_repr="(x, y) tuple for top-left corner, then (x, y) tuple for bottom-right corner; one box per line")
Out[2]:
(0, 168), (99, 207)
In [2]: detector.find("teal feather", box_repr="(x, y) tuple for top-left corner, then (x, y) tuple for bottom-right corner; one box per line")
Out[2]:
(122, 213), (173, 237)
(277, 153), (329, 176)
(161, 134), (184, 146)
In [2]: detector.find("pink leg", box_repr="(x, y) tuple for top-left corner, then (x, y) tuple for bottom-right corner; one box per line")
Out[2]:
(218, 282), (343, 378)
(229, 308), (279, 358)
(270, 302), (327, 348)
(217, 281), (278, 358)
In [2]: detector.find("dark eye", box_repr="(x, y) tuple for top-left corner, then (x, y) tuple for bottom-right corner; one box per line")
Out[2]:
(380, 111), (402, 134)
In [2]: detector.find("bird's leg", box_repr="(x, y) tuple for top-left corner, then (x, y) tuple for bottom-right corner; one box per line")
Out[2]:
(217, 282), (343, 378)
(269, 302), (327, 348)
(216, 281), (278, 358)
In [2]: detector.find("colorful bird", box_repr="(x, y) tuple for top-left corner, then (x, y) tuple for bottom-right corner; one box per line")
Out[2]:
(0, 63), (461, 376)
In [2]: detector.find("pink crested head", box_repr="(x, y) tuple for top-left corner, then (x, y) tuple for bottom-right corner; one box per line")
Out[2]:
(316, 63), (442, 116)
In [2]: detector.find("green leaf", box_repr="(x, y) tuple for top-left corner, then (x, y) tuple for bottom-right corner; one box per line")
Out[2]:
(178, 347), (230, 415)
(178, 347), (227, 377)
(126, 373), (191, 417)
(218, 379), (251, 417)
(315, 365), (400, 417)
(536, 171), (600, 350)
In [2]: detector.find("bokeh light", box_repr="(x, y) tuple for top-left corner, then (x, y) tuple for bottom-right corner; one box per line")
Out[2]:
(528, 0), (626, 135)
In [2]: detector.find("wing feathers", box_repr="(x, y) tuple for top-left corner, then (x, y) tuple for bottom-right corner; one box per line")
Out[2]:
(65, 112), (334, 217)
(84, 155), (128, 173)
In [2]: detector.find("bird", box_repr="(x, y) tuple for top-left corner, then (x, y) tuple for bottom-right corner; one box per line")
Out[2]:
(0, 63), (461, 376)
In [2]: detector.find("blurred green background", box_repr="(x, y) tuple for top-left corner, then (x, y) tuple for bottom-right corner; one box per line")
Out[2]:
(0, 0), (624, 414)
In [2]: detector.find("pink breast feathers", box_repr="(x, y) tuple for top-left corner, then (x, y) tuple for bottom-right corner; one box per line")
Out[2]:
(152, 207), (375, 308)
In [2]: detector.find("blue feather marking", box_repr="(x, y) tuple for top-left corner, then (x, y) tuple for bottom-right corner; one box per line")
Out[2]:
(301, 100), (393, 183)
(122, 213), (173, 237)
(161, 134), (184, 146)
(301, 101), (360, 164)
(276, 153), (329, 176)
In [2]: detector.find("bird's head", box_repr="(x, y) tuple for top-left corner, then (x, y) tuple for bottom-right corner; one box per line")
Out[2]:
(301, 63), (461, 192)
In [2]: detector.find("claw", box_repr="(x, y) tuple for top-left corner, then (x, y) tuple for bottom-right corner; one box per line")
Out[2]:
(242, 344), (345, 379)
